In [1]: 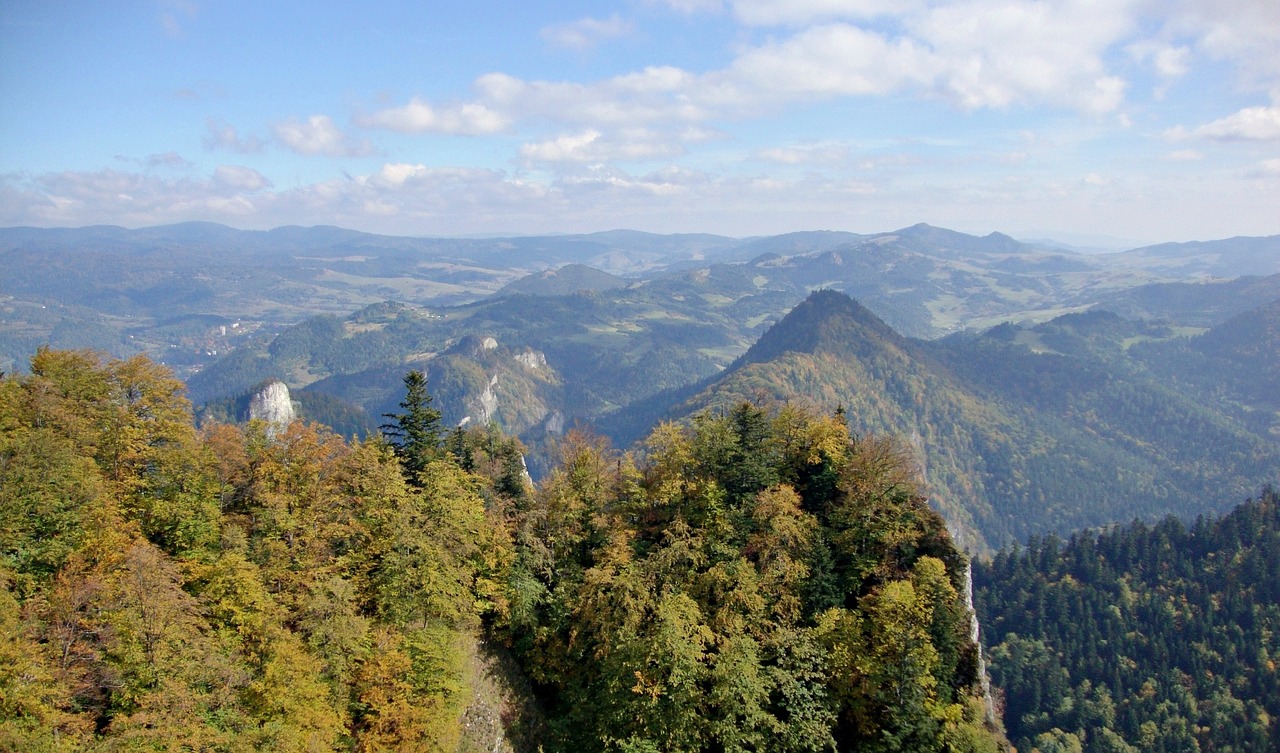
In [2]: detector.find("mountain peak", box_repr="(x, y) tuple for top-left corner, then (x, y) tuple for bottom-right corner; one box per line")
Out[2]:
(495, 263), (626, 297)
(736, 289), (902, 367)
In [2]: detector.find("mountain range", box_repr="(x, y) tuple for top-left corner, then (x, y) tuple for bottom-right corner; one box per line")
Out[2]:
(4, 221), (1278, 376)
(3, 222), (1278, 553)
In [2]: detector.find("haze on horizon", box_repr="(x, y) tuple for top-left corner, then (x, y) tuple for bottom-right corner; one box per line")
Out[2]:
(2, 0), (1278, 243)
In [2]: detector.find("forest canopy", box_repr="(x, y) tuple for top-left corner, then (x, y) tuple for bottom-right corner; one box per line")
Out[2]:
(974, 489), (1280, 753)
(1, 349), (1003, 752)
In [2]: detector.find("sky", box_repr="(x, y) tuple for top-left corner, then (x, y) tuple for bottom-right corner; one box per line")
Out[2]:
(1, 1), (1278, 244)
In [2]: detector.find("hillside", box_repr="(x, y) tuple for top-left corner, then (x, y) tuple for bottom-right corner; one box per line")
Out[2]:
(495, 263), (627, 297)
(0, 350), (1005, 752)
(1124, 297), (1280, 438)
(974, 489), (1280, 752)
(1088, 273), (1280, 327)
(605, 291), (1280, 553)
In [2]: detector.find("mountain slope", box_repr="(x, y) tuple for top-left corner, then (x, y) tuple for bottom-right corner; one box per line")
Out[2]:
(1088, 272), (1280, 327)
(1106, 234), (1280, 277)
(494, 264), (627, 297)
(12, 221), (1277, 376)
(606, 291), (1280, 553)
(975, 489), (1280, 752)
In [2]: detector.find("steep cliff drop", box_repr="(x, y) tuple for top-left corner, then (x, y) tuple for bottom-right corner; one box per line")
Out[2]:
(964, 561), (997, 725)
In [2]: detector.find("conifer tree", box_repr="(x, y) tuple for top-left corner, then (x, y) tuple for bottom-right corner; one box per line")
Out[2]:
(381, 370), (442, 485)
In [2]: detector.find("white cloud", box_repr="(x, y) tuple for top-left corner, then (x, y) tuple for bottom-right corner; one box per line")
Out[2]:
(653, 0), (724, 14)
(1172, 105), (1280, 142)
(540, 15), (634, 50)
(213, 165), (270, 191)
(1128, 41), (1191, 78)
(1165, 149), (1203, 161)
(714, 24), (933, 104)
(367, 0), (1136, 140)
(0, 167), (274, 227)
(1250, 158), (1280, 176)
(756, 142), (852, 165)
(115, 152), (193, 170)
(1166, 0), (1280, 90)
(729, 0), (918, 25)
(203, 118), (264, 153)
(147, 152), (191, 169)
(356, 98), (510, 135)
(3, 152), (1278, 240)
(273, 115), (374, 157)
(913, 0), (1132, 113)
(520, 128), (687, 164)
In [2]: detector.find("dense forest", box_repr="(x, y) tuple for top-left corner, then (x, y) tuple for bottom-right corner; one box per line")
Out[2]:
(1, 349), (1003, 751)
(974, 489), (1280, 752)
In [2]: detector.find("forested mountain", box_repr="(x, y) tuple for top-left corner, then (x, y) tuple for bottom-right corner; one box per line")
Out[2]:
(6, 221), (1278, 552)
(604, 291), (1280, 553)
(7, 221), (1278, 379)
(1104, 234), (1280, 277)
(495, 263), (627, 297)
(973, 488), (1280, 752)
(1089, 273), (1280, 328)
(1125, 298), (1280, 439)
(0, 349), (1005, 751)
(173, 278), (1280, 555)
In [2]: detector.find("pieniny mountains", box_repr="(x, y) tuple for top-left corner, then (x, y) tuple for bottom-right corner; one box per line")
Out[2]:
(2, 222), (1278, 553)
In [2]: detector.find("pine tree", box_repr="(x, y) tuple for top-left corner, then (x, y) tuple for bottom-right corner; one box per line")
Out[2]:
(381, 370), (443, 485)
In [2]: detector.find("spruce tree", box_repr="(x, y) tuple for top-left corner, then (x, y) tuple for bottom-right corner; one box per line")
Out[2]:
(381, 370), (442, 484)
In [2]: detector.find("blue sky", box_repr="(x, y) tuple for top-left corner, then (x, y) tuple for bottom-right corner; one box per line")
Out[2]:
(2, 0), (1278, 243)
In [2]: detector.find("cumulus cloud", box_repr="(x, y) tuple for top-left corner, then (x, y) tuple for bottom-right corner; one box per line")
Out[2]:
(756, 142), (852, 165)
(1249, 157), (1280, 176)
(367, 0), (1138, 142)
(213, 165), (271, 191)
(520, 128), (688, 164)
(654, 0), (725, 14)
(729, 0), (916, 25)
(540, 15), (634, 50)
(0, 167), (268, 227)
(357, 98), (510, 135)
(273, 115), (375, 157)
(203, 118), (264, 153)
(1166, 0), (1280, 90)
(114, 152), (193, 170)
(1128, 42), (1192, 78)
(1170, 105), (1280, 142)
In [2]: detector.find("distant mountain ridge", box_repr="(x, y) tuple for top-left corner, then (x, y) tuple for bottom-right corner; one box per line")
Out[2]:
(601, 289), (1280, 553)
(5, 220), (1278, 375)
(494, 263), (627, 297)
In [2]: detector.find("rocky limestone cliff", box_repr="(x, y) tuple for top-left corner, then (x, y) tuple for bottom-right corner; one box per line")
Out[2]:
(248, 380), (296, 438)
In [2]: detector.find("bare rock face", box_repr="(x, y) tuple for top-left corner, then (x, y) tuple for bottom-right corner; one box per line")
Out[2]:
(248, 380), (296, 438)
(477, 374), (499, 424)
(514, 348), (547, 371)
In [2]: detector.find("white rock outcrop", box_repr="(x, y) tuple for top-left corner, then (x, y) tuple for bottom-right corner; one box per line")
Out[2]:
(248, 380), (296, 439)
(477, 375), (499, 424)
(514, 349), (547, 371)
